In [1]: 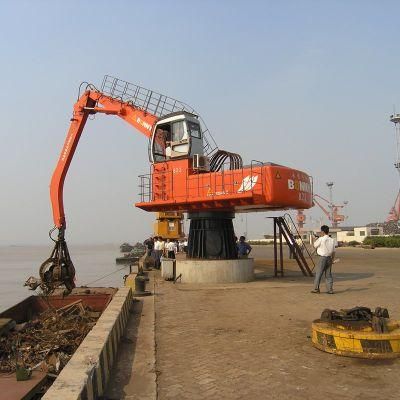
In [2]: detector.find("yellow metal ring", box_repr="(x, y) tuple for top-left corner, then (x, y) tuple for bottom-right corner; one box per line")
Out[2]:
(311, 320), (400, 359)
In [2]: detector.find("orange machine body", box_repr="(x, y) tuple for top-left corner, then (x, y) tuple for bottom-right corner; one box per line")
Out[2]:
(137, 159), (312, 213)
(49, 83), (313, 230)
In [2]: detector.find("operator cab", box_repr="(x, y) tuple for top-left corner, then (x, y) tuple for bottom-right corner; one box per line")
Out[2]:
(149, 112), (203, 163)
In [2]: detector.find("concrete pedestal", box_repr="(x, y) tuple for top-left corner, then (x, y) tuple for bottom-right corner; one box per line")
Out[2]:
(175, 258), (254, 283)
(161, 258), (175, 280)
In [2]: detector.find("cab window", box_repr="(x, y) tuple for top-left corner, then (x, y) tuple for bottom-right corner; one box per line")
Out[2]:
(187, 121), (201, 139)
(171, 121), (185, 142)
(152, 128), (167, 162)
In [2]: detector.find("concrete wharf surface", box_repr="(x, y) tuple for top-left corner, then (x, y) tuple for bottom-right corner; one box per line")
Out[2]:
(106, 246), (400, 400)
(105, 281), (156, 400)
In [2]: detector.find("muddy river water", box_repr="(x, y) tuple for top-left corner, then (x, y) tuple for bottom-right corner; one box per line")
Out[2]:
(0, 244), (129, 311)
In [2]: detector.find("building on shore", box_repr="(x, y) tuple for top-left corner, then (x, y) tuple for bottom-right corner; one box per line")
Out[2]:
(262, 225), (385, 245)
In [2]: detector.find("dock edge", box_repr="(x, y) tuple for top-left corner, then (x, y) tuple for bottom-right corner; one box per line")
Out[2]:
(42, 286), (133, 400)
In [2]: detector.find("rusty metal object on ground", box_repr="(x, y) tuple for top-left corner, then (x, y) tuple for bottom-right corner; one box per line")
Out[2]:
(312, 306), (400, 358)
(16, 365), (31, 381)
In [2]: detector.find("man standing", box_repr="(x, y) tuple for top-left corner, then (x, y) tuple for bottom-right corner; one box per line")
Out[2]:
(311, 225), (335, 294)
(237, 236), (252, 258)
(144, 236), (154, 257)
(166, 239), (176, 259)
(183, 238), (188, 253)
(153, 237), (164, 269)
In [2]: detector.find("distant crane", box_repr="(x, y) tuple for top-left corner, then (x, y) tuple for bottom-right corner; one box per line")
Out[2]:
(296, 183), (348, 229)
(313, 195), (347, 229)
(387, 114), (400, 222)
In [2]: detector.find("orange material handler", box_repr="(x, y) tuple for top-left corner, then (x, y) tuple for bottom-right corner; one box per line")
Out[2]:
(27, 76), (313, 294)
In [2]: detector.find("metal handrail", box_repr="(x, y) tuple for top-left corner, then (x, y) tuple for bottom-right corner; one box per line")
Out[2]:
(101, 75), (218, 157)
(283, 213), (315, 268)
(138, 162), (264, 204)
(138, 175), (151, 202)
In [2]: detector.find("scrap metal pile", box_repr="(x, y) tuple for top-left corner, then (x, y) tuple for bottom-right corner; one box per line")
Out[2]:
(0, 300), (100, 376)
(320, 306), (390, 333)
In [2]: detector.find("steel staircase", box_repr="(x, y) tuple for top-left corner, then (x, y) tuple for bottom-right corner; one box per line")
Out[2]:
(272, 215), (314, 277)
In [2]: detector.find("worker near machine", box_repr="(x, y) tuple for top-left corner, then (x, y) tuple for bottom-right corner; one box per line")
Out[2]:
(183, 238), (188, 253)
(237, 236), (252, 258)
(166, 239), (176, 259)
(311, 225), (335, 294)
(144, 236), (154, 257)
(153, 237), (164, 269)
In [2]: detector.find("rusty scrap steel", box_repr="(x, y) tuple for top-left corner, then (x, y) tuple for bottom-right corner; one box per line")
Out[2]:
(320, 306), (390, 333)
(0, 300), (100, 375)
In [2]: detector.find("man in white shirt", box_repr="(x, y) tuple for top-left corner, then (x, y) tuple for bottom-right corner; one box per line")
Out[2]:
(166, 239), (177, 259)
(165, 239), (176, 259)
(153, 237), (164, 269)
(311, 225), (335, 294)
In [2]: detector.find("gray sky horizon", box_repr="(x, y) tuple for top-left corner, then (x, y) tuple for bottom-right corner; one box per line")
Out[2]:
(1, 0), (400, 246)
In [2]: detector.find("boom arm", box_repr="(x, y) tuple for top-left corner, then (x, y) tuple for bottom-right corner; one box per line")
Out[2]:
(27, 88), (158, 295)
(50, 89), (158, 229)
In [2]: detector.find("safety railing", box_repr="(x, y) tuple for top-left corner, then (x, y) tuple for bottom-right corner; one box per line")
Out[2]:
(101, 75), (218, 157)
(283, 213), (315, 269)
(138, 174), (151, 203)
(138, 162), (264, 204)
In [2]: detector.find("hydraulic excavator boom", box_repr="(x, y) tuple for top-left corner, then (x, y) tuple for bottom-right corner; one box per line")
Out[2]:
(51, 87), (157, 229)
(27, 86), (159, 294)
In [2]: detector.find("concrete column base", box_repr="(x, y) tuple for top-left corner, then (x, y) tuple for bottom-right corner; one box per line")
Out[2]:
(175, 258), (254, 283)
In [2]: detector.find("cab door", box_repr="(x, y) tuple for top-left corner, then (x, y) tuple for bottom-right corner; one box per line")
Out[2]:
(167, 120), (190, 158)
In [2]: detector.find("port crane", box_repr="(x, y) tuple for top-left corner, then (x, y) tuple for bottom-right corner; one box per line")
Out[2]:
(387, 114), (400, 223)
(312, 194), (347, 228)
(28, 76), (313, 294)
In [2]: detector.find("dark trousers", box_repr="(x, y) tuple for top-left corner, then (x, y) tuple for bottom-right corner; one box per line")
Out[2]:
(167, 251), (175, 259)
(154, 250), (162, 268)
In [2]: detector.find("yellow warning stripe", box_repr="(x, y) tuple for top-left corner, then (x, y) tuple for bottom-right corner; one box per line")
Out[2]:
(312, 321), (400, 359)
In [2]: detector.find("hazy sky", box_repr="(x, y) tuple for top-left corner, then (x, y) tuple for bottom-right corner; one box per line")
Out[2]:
(1, 0), (399, 245)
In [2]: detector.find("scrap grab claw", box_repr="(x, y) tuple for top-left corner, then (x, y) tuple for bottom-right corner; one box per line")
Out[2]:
(25, 227), (76, 295)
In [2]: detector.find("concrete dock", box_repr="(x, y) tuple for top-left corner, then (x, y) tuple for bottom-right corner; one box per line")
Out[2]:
(43, 246), (400, 399)
(112, 246), (400, 400)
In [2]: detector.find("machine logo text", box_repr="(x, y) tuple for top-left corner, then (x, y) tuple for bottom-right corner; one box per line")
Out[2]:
(136, 117), (152, 131)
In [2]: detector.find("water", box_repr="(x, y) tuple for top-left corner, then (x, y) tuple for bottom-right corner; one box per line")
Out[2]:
(0, 244), (131, 312)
